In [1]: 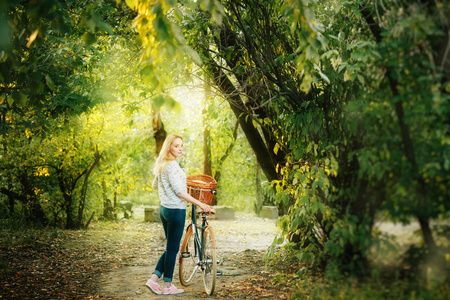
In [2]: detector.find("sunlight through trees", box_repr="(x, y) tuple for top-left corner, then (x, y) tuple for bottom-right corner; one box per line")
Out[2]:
(0, 0), (449, 294)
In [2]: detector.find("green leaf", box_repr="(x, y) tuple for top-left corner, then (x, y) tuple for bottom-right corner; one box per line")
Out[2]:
(11, 92), (28, 107)
(312, 201), (319, 214)
(318, 202), (326, 214)
(180, 45), (202, 65)
(152, 95), (165, 109)
(356, 74), (365, 84)
(166, 96), (181, 113)
(45, 74), (56, 91)
(140, 65), (159, 87)
(295, 147), (304, 159)
(300, 74), (312, 93)
(6, 94), (13, 107)
(173, 8), (183, 22)
(212, 9), (223, 24)
(153, 16), (169, 41)
(151, 3), (162, 14)
(82, 32), (96, 46)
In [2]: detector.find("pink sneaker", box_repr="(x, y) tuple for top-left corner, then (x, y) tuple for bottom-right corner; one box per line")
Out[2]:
(162, 284), (184, 295)
(145, 279), (162, 295)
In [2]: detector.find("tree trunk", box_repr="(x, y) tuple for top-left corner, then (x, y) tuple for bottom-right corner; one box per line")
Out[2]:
(113, 190), (118, 219)
(212, 120), (239, 205)
(203, 125), (212, 175)
(55, 170), (75, 229)
(54, 162), (91, 229)
(0, 112), (14, 214)
(360, 4), (437, 250)
(205, 60), (279, 182)
(76, 147), (102, 228)
(102, 180), (114, 220)
(152, 104), (166, 155)
(203, 77), (212, 176)
(18, 172), (47, 226)
(254, 160), (263, 216)
(64, 194), (74, 229)
(7, 178), (14, 214)
(83, 212), (95, 229)
(417, 214), (436, 250)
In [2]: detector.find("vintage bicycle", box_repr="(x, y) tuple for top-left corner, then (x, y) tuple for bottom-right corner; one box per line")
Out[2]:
(178, 174), (218, 295)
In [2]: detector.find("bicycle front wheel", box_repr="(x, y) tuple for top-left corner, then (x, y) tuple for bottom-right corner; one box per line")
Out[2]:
(179, 225), (199, 286)
(202, 225), (217, 295)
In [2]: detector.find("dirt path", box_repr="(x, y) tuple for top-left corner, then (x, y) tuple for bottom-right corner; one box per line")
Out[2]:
(2, 210), (444, 299)
(93, 211), (278, 299)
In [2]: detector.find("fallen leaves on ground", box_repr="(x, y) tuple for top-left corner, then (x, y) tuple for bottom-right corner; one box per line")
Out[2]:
(0, 230), (120, 299)
(215, 249), (298, 299)
(0, 219), (291, 299)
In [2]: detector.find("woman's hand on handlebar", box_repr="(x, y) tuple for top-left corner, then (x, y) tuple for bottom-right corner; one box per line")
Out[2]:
(200, 203), (212, 214)
(177, 191), (213, 213)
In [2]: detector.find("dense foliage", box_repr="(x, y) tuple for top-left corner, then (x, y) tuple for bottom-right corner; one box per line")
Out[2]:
(0, 0), (151, 228)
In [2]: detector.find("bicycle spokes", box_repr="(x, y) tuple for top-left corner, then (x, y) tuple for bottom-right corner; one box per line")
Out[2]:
(179, 227), (199, 286)
(202, 226), (217, 295)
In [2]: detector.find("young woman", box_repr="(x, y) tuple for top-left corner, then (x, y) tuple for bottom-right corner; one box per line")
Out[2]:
(146, 134), (212, 295)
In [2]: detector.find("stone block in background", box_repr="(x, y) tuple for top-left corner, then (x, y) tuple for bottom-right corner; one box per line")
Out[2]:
(119, 201), (133, 219)
(214, 206), (235, 220)
(144, 206), (160, 222)
(261, 206), (278, 219)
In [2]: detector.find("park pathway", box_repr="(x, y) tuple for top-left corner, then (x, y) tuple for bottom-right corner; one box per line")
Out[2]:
(95, 210), (278, 299)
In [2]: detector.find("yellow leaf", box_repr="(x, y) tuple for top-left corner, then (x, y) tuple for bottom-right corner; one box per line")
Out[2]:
(27, 29), (39, 48)
(273, 143), (280, 155)
(125, 0), (137, 9)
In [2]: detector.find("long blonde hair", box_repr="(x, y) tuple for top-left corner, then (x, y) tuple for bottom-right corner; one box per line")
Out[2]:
(153, 134), (183, 175)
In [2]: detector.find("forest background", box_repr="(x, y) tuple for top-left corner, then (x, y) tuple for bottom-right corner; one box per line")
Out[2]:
(1, 0), (449, 298)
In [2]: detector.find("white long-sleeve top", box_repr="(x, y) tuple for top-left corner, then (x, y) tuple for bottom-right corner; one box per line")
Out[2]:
(152, 160), (187, 209)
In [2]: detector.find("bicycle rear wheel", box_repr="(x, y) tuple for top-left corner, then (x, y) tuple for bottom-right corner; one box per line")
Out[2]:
(179, 225), (199, 286)
(202, 225), (217, 295)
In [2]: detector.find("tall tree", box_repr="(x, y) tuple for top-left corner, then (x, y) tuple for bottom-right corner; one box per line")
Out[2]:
(203, 77), (213, 176)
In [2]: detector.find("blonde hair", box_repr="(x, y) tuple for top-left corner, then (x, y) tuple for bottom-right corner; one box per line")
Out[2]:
(153, 134), (183, 175)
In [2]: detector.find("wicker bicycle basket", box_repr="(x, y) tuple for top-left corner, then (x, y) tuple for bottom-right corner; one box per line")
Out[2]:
(186, 174), (218, 204)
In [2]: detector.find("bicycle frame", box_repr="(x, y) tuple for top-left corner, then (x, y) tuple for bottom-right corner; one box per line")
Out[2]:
(186, 203), (208, 270)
